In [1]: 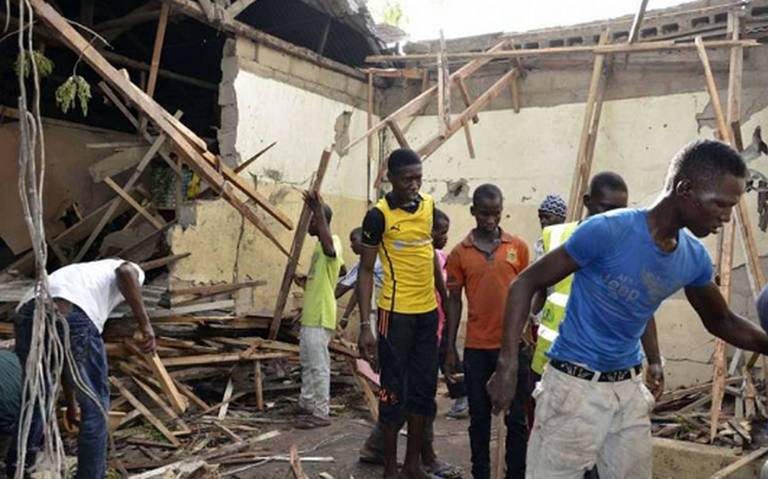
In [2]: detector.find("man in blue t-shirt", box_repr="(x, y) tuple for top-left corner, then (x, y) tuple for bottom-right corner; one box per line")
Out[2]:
(488, 139), (768, 479)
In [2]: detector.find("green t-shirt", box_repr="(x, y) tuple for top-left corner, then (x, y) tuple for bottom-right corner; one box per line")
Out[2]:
(301, 235), (344, 330)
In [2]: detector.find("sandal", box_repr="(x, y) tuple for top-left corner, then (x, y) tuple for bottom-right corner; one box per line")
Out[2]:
(425, 460), (463, 479)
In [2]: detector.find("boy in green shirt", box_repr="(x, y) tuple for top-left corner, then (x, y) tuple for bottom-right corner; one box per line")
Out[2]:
(297, 191), (344, 428)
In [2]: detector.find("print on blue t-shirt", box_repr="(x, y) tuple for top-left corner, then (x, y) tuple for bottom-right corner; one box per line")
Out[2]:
(548, 208), (713, 372)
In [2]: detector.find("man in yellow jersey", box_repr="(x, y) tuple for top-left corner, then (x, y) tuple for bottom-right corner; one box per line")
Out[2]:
(357, 148), (448, 479)
(531, 172), (663, 403)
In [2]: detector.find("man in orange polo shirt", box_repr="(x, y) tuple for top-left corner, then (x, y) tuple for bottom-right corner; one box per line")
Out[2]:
(443, 184), (530, 479)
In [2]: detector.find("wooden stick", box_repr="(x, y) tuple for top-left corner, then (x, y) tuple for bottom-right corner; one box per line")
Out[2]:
(365, 38), (758, 64)
(387, 120), (410, 149)
(417, 68), (517, 159)
(104, 177), (165, 229)
(139, 253), (190, 271)
(171, 280), (266, 297)
(346, 40), (509, 153)
(628, 0), (650, 44)
(709, 446), (768, 479)
(110, 376), (181, 446)
(138, 1), (170, 131)
(566, 31), (609, 222)
(492, 413), (506, 479)
(268, 149), (332, 339)
(462, 121), (476, 159)
(125, 342), (189, 414)
(509, 73), (520, 113)
(457, 78), (479, 124)
(254, 360), (265, 412)
(218, 375), (235, 420)
(290, 445), (307, 479)
(235, 141), (277, 174)
(162, 351), (289, 367)
(366, 72), (374, 204)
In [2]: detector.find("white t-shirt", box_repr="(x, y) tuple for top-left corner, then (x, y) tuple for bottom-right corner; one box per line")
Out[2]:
(19, 259), (145, 333)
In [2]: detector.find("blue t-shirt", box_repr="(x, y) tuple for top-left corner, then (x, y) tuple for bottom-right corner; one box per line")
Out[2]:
(549, 208), (713, 371)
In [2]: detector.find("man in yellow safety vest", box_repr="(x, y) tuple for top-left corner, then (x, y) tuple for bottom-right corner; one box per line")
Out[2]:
(531, 172), (664, 400)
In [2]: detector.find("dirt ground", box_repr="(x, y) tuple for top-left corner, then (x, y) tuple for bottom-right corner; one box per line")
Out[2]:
(236, 395), (475, 479)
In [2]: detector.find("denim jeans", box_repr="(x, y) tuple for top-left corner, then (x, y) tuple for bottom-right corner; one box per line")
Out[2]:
(464, 346), (531, 479)
(6, 302), (110, 479)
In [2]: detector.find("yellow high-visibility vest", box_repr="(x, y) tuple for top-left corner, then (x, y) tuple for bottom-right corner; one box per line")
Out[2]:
(376, 193), (437, 314)
(531, 221), (578, 375)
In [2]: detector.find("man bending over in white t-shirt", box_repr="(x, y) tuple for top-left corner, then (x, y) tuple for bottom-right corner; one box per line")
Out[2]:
(6, 259), (156, 479)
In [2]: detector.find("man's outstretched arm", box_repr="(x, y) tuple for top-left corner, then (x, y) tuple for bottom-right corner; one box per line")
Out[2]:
(116, 263), (156, 353)
(356, 247), (379, 369)
(488, 246), (579, 414)
(686, 282), (768, 353)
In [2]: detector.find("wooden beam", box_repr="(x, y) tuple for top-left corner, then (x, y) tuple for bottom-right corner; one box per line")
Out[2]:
(695, 37), (733, 144)
(116, 221), (177, 259)
(386, 120), (410, 149)
(27, 1), (292, 257)
(367, 72), (374, 204)
(254, 360), (265, 412)
(457, 78), (479, 124)
(628, 0), (650, 44)
(235, 141), (277, 173)
(709, 446), (768, 479)
(138, 2), (171, 131)
(492, 413), (507, 479)
(364, 68), (423, 79)
(217, 375), (235, 420)
(104, 177), (165, 229)
(268, 149), (332, 339)
(365, 39), (758, 64)
(102, 51), (218, 91)
(346, 40), (510, 154)
(417, 68), (517, 159)
(566, 31), (610, 222)
(437, 31), (450, 137)
(126, 342), (189, 414)
(110, 376), (181, 446)
(139, 253), (191, 271)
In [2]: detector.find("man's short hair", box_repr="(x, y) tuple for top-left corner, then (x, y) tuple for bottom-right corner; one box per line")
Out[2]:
(588, 172), (628, 197)
(387, 148), (422, 175)
(665, 139), (747, 191)
(472, 183), (504, 205)
(435, 208), (450, 225)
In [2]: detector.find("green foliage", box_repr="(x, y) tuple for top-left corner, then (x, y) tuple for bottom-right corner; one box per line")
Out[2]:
(381, 0), (404, 27)
(14, 50), (54, 79)
(55, 75), (92, 116)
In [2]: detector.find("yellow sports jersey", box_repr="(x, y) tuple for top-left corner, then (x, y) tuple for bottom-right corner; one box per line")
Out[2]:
(376, 194), (437, 314)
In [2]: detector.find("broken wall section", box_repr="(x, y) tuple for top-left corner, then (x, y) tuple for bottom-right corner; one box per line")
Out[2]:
(170, 36), (380, 314)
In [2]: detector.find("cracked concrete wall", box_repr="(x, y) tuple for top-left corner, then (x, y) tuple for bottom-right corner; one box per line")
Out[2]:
(171, 35), (379, 315)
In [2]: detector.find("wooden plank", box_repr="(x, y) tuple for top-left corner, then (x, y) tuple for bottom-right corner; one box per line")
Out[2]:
(290, 445), (307, 479)
(104, 177), (165, 229)
(417, 68), (517, 159)
(116, 221), (177, 259)
(386, 120), (410, 149)
(457, 78), (479, 124)
(28, 2), (291, 257)
(254, 360), (265, 412)
(628, 0), (650, 44)
(351, 358), (378, 421)
(161, 352), (290, 367)
(709, 446), (768, 479)
(268, 149), (332, 339)
(365, 39), (758, 63)
(125, 343), (189, 415)
(171, 280), (266, 297)
(365, 67), (423, 79)
(346, 40), (510, 153)
(695, 36), (733, 144)
(509, 73), (520, 113)
(110, 376), (181, 446)
(566, 31), (609, 222)
(437, 31), (450, 137)
(462, 121), (476, 159)
(218, 375), (235, 420)
(139, 253), (190, 271)
(367, 72), (374, 203)
(138, 1), (170, 131)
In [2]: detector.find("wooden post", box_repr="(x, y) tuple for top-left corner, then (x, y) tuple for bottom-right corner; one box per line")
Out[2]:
(386, 120), (411, 149)
(139, 1), (170, 131)
(437, 30), (451, 137)
(566, 31), (610, 222)
(254, 360), (265, 412)
(367, 72), (374, 205)
(268, 149), (333, 339)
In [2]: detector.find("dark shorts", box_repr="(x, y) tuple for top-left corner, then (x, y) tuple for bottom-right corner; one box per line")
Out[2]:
(377, 308), (439, 423)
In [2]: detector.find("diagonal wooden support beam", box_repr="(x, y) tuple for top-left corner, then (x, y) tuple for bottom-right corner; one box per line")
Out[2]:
(417, 68), (518, 159)
(386, 120), (410, 149)
(138, 1), (171, 131)
(268, 149), (333, 339)
(29, 0), (291, 256)
(226, 0), (258, 18)
(346, 40), (509, 154)
(104, 177), (165, 229)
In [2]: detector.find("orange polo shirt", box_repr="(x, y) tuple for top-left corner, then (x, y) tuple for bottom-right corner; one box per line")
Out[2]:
(445, 230), (529, 350)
